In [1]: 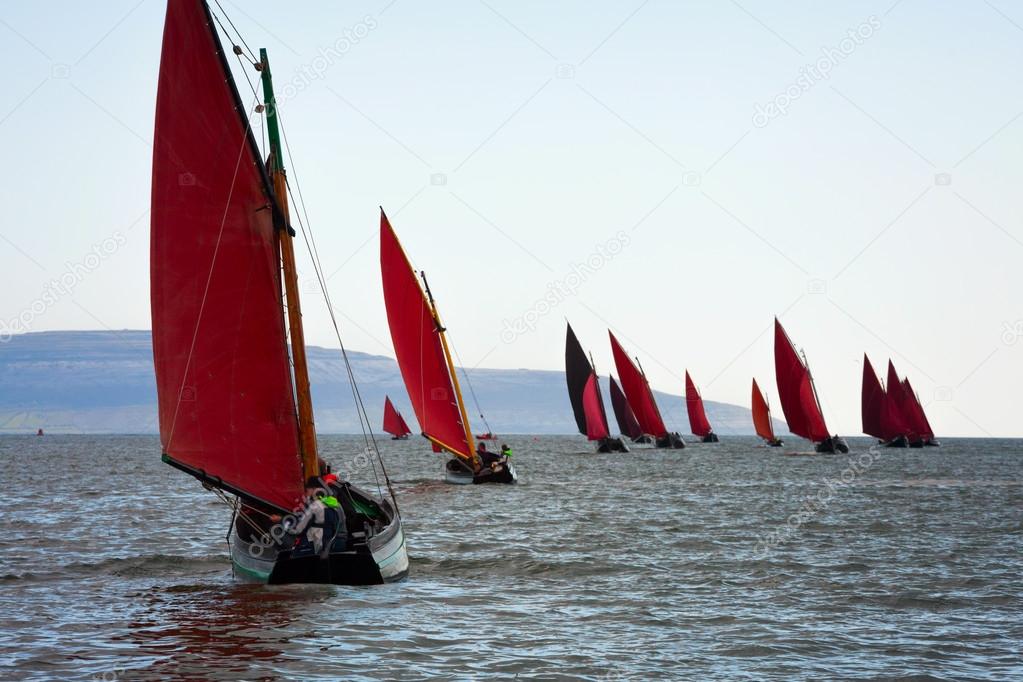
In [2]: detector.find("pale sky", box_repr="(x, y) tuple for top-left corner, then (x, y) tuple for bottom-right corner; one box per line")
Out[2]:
(1, 1), (1021, 436)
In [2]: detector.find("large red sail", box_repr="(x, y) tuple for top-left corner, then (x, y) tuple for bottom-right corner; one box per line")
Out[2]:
(151, 0), (303, 511)
(751, 378), (775, 441)
(380, 210), (472, 459)
(902, 377), (934, 440)
(582, 374), (610, 440)
(861, 355), (886, 439)
(608, 331), (668, 437)
(883, 361), (911, 440)
(383, 396), (411, 437)
(773, 319), (830, 442)
(610, 376), (643, 440)
(684, 370), (713, 438)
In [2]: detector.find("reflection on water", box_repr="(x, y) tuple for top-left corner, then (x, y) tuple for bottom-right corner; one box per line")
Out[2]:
(0, 434), (1021, 679)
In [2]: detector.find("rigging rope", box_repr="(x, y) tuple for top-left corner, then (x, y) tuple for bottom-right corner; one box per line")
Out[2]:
(448, 339), (494, 436)
(276, 108), (400, 516)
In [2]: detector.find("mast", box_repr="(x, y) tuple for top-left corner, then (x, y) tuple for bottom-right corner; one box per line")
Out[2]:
(260, 48), (319, 481)
(420, 270), (479, 468)
(801, 348), (827, 431)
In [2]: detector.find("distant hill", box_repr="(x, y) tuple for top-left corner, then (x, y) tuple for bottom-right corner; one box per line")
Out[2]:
(0, 331), (779, 435)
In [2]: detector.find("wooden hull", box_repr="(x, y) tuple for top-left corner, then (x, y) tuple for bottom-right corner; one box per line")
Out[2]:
(596, 437), (629, 453)
(444, 458), (517, 485)
(700, 433), (719, 443)
(815, 436), (849, 454)
(765, 438), (784, 447)
(390, 434), (409, 440)
(882, 435), (909, 448)
(655, 432), (686, 449)
(231, 490), (408, 585)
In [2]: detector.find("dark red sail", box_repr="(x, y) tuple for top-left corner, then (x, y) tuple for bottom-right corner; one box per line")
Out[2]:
(380, 210), (473, 459)
(151, 0), (303, 511)
(610, 376), (643, 440)
(684, 370), (713, 438)
(883, 361), (911, 440)
(383, 396), (411, 438)
(609, 331), (668, 438)
(861, 355), (886, 440)
(902, 377), (934, 440)
(751, 379), (776, 441)
(565, 323), (592, 436)
(773, 319), (830, 443)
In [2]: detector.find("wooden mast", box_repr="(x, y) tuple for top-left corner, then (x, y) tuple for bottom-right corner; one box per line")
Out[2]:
(420, 270), (479, 469)
(259, 48), (319, 481)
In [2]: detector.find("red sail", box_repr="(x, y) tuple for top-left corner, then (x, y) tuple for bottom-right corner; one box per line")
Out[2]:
(608, 331), (668, 437)
(151, 0), (303, 511)
(751, 378), (776, 441)
(383, 396), (411, 437)
(684, 370), (713, 437)
(883, 361), (911, 440)
(610, 376), (643, 440)
(380, 210), (472, 459)
(773, 319), (830, 442)
(582, 374), (610, 440)
(861, 355), (886, 439)
(902, 377), (934, 440)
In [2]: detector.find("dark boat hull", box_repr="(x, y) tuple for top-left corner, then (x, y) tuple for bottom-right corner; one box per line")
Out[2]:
(924, 439), (940, 447)
(596, 437), (629, 453)
(655, 432), (686, 449)
(444, 458), (517, 485)
(390, 434), (409, 440)
(700, 433), (719, 443)
(632, 434), (653, 444)
(766, 438), (784, 447)
(883, 435), (909, 448)
(815, 436), (849, 454)
(231, 490), (408, 585)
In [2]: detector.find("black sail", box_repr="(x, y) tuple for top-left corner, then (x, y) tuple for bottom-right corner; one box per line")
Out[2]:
(565, 323), (592, 436)
(610, 375), (643, 440)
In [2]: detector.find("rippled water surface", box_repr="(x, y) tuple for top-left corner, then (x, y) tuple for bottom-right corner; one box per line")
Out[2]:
(1, 434), (1021, 680)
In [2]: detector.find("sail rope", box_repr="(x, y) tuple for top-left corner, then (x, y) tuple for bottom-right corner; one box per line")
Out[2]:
(447, 339), (494, 437)
(275, 108), (400, 516)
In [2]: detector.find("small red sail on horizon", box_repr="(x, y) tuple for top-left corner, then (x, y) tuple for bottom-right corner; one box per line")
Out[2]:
(902, 376), (934, 441)
(773, 319), (830, 443)
(609, 376), (643, 440)
(861, 355), (887, 440)
(379, 210), (473, 461)
(608, 331), (668, 438)
(751, 378), (776, 442)
(684, 370), (713, 438)
(382, 396), (412, 438)
(151, 0), (304, 511)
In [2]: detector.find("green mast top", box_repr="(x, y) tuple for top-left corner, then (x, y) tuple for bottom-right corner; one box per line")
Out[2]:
(259, 48), (284, 174)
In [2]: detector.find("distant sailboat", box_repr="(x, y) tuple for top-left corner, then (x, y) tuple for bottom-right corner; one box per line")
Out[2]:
(684, 370), (719, 443)
(901, 376), (940, 447)
(608, 331), (685, 448)
(751, 379), (783, 447)
(36, 428), (43, 437)
(609, 376), (648, 443)
(379, 209), (516, 484)
(151, 0), (406, 584)
(861, 356), (909, 447)
(773, 319), (848, 453)
(382, 396), (412, 440)
(565, 323), (628, 453)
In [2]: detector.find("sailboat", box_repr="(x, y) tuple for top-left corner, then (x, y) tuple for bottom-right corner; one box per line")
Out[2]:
(900, 375), (940, 447)
(383, 396), (412, 440)
(773, 319), (848, 453)
(565, 323), (629, 453)
(684, 370), (719, 443)
(861, 356), (909, 447)
(609, 376), (648, 443)
(151, 0), (407, 584)
(751, 379), (783, 447)
(379, 210), (516, 484)
(608, 332), (685, 448)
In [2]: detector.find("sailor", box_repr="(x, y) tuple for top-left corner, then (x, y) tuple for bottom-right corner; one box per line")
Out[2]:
(476, 442), (501, 468)
(290, 478), (345, 557)
(500, 443), (512, 459)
